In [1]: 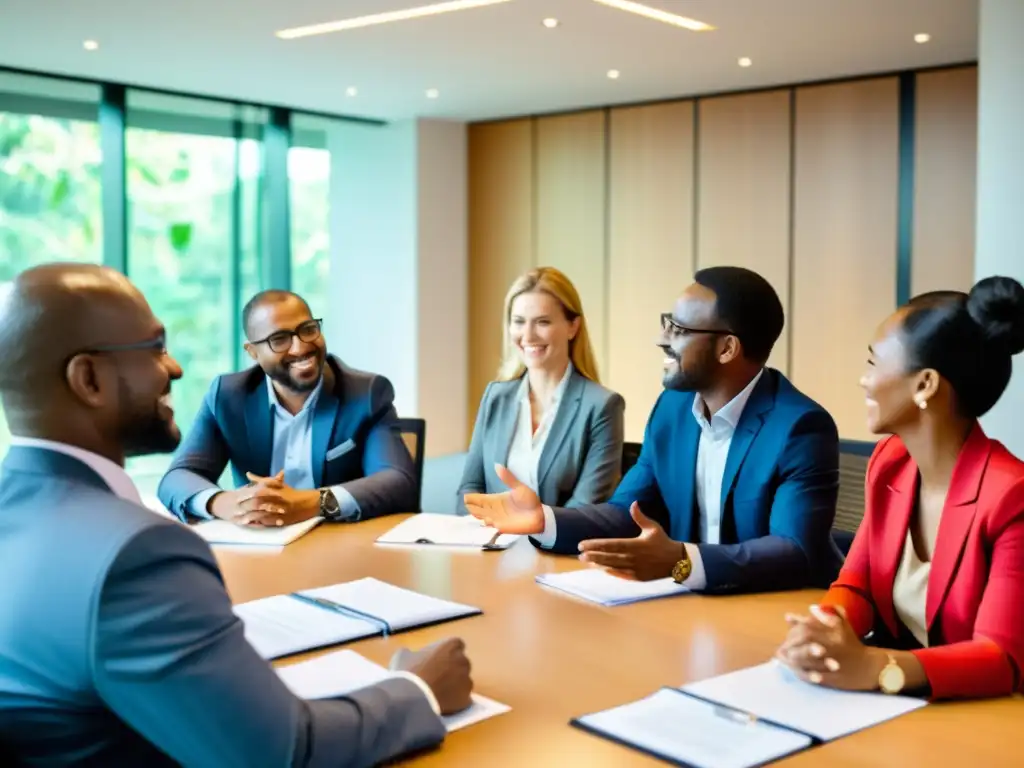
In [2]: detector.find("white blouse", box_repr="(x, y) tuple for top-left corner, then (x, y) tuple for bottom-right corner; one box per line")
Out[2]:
(892, 533), (932, 648)
(504, 364), (574, 494)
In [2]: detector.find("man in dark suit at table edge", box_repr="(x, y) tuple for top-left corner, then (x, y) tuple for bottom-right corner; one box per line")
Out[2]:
(0, 264), (472, 766)
(158, 288), (418, 527)
(466, 266), (844, 594)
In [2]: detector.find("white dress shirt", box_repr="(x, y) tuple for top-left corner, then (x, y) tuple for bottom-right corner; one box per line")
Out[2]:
(534, 370), (764, 591)
(7, 435), (441, 714)
(504, 363), (574, 493)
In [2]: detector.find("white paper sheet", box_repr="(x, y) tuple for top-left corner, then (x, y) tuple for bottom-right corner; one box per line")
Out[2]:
(193, 516), (322, 547)
(577, 688), (812, 768)
(535, 568), (690, 606)
(276, 649), (511, 732)
(300, 577), (480, 632)
(233, 594), (376, 660)
(377, 513), (520, 549)
(682, 661), (928, 742)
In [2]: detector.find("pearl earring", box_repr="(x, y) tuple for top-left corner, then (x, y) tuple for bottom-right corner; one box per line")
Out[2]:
(916, 398), (927, 410)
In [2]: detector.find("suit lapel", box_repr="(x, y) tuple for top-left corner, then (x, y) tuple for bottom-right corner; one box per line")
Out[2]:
(538, 373), (584, 489)
(495, 380), (524, 466)
(925, 425), (989, 628)
(244, 378), (273, 476)
(873, 461), (917, 636)
(675, 411), (701, 541)
(719, 373), (774, 510)
(311, 364), (344, 488)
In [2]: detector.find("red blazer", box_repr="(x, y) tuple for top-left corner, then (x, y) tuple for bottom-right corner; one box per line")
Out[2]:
(822, 425), (1024, 700)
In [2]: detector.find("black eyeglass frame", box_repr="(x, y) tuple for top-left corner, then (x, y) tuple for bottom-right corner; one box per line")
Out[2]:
(660, 312), (736, 339)
(248, 318), (324, 353)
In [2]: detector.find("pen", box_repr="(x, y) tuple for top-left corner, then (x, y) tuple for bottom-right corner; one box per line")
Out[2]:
(290, 593), (393, 637)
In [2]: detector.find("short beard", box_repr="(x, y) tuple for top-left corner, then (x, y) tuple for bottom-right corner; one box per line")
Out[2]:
(663, 347), (717, 393)
(117, 375), (181, 457)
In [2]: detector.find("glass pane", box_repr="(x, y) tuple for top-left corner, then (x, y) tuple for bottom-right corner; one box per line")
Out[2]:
(289, 144), (330, 322)
(0, 74), (102, 459)
(123, 92), (243, 495)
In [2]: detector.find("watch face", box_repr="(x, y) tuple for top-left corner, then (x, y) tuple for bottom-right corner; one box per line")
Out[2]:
(672, 559), (692, 583)
(879, 664), (905, 693)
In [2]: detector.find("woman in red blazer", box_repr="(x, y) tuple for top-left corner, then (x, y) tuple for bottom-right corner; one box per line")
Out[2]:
(777, 275), (1024, 700)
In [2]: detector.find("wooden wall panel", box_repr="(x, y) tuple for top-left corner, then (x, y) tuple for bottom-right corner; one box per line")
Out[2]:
(467, 119), (534, 442)
(913, 66), (978, 296)
(608, 101), (695, 441)
(792, 78), (900, 441)
(535, 111), (608, 376)
(698, 90), (792, 374)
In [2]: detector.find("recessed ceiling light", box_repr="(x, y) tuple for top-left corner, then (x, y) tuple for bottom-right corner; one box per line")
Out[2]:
(83, 40), (99, 51)
(914, 33), (931, 43)
(276, 0), (513, 39)
(591, 0), (713, 31)
(543, 17), (559, 28)
(426, 88), (440, 98)
(346, 86), (358, 96)
(607, 69), (621, 80)
(738, 57), (752, 67)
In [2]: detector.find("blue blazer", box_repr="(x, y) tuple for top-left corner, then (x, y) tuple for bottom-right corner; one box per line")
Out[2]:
(158, 355), (417, 521)
(548, 369), (843, 593)
(0, 446), (444, 766)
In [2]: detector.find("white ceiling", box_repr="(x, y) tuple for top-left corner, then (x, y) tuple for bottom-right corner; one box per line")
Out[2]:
(0, 0), (978, 122)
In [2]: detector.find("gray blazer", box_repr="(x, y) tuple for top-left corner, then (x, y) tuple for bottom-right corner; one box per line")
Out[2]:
(0, 446), (444, 767)
(456, 370), (625, 512)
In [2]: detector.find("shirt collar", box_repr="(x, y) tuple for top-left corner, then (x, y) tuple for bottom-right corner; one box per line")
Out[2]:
(8, 436), (143, 505)
(267, 375), (324, 417)
(692, 368), (764, 436)
(518, 361), (575, 404)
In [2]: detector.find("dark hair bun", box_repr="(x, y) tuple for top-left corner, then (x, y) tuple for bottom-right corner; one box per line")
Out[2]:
(967, 276), (1024, 355)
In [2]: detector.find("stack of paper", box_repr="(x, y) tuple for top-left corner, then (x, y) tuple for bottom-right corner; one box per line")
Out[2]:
(681, 661), (927, 741)
(192, 516), (322, 547)
(376, 513), (520, 550)
(235, 577), (482, 660)
(277, 649), (511, 732)
(535, 568), (690, 606)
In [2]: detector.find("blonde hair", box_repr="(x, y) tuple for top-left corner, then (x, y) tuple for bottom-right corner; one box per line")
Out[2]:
(497, 267), (600, 383)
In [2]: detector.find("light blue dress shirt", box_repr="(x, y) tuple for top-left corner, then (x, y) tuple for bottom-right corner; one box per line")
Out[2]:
(188, 376), (361, 520)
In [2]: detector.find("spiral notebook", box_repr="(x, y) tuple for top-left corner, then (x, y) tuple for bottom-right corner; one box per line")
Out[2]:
(572, 662), (926, 767)
(235, 577), (482, 660)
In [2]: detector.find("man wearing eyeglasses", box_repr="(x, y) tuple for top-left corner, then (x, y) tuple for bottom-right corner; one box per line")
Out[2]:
(466, 266), (844, 594)
(158, 289), (417, 526)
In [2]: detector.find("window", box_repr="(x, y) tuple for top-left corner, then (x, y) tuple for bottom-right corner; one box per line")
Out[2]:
(290, 114), (331, 324)
(0, 74), (102, 456)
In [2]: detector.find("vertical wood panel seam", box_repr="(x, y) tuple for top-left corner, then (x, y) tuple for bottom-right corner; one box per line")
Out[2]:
(691, 99), (701, 274)
(896, 73), (916, 306)
(602, 107), (612, 383)
(786, 88), (797, 378)
(530, 116), (538, 268)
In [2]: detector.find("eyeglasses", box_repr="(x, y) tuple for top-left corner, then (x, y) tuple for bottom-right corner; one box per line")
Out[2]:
(660, 313), (734, 338)
(64, 334), (169, 369)
(250, 319), (323, 353)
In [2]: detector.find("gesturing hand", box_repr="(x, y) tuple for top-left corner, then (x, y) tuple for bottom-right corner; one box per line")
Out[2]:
(391, 637), (474, 715)
(577, 503), (683, 581)
(463, 464), (545, 534)
(775, 605), (886, 691)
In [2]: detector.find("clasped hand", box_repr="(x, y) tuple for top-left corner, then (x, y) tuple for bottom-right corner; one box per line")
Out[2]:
(775, 604), (885, 691)
(211, 471), (320, 527)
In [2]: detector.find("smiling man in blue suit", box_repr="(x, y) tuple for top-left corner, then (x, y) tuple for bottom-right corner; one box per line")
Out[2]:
(466, 267), (843, 594)
(158, 289), (417, 526)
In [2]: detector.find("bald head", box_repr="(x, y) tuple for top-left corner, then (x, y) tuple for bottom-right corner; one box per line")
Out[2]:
(0, 264), (149, 402)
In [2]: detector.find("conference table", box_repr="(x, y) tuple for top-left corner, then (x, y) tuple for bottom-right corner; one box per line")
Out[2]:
(216, 514), (1024, 767)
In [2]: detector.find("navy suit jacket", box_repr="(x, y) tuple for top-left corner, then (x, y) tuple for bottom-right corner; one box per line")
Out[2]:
(0, 446), (444, 767)
(547, 369), (843, 593)
(158, 355), (417, 521)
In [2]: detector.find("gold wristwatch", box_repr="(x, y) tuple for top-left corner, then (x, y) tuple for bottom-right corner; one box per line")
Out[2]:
(878, 653), (905, 694)
(671, 545), (692, 584)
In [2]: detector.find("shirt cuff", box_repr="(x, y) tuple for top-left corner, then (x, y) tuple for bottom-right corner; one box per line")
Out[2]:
(391, 671), (441, 716)
(187, 489), (219, 520)
(327, 485), (362, 522)
(531, 505), (558, 549)
(681, 542), (707, 590)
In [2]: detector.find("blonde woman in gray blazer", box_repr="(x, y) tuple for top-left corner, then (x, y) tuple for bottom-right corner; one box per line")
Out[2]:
(457, 267), (625, 512)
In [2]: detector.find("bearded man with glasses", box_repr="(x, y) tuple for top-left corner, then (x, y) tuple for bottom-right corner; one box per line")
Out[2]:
(158, 289), (417, 526)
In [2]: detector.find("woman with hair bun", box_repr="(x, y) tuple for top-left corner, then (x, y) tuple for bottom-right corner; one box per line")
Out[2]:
(777, 275), (1024, 700)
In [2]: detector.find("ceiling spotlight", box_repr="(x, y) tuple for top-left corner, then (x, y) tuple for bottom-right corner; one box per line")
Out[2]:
(543, 17), (559, 28)
(83, 40), (99, 51)
(914, 33), (931, 43)
(345, 86), (358, 96)
(426, 88), (440, 98)
(738, 57), (752, 67)
(607, 69), (621, 80)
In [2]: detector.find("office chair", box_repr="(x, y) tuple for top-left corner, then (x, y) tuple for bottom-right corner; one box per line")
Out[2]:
(395, 417), (426, 512)
(621, 441), (642, 476)
(831, 439), (875, 555)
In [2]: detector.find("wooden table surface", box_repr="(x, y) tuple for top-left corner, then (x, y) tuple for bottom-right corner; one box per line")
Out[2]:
(215, 515), (1024, 767)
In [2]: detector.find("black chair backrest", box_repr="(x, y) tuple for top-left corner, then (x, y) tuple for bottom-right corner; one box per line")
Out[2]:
(830, 439), (877, 555)
(621, 442), (642, 477)
(395, 417), (426, 512)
